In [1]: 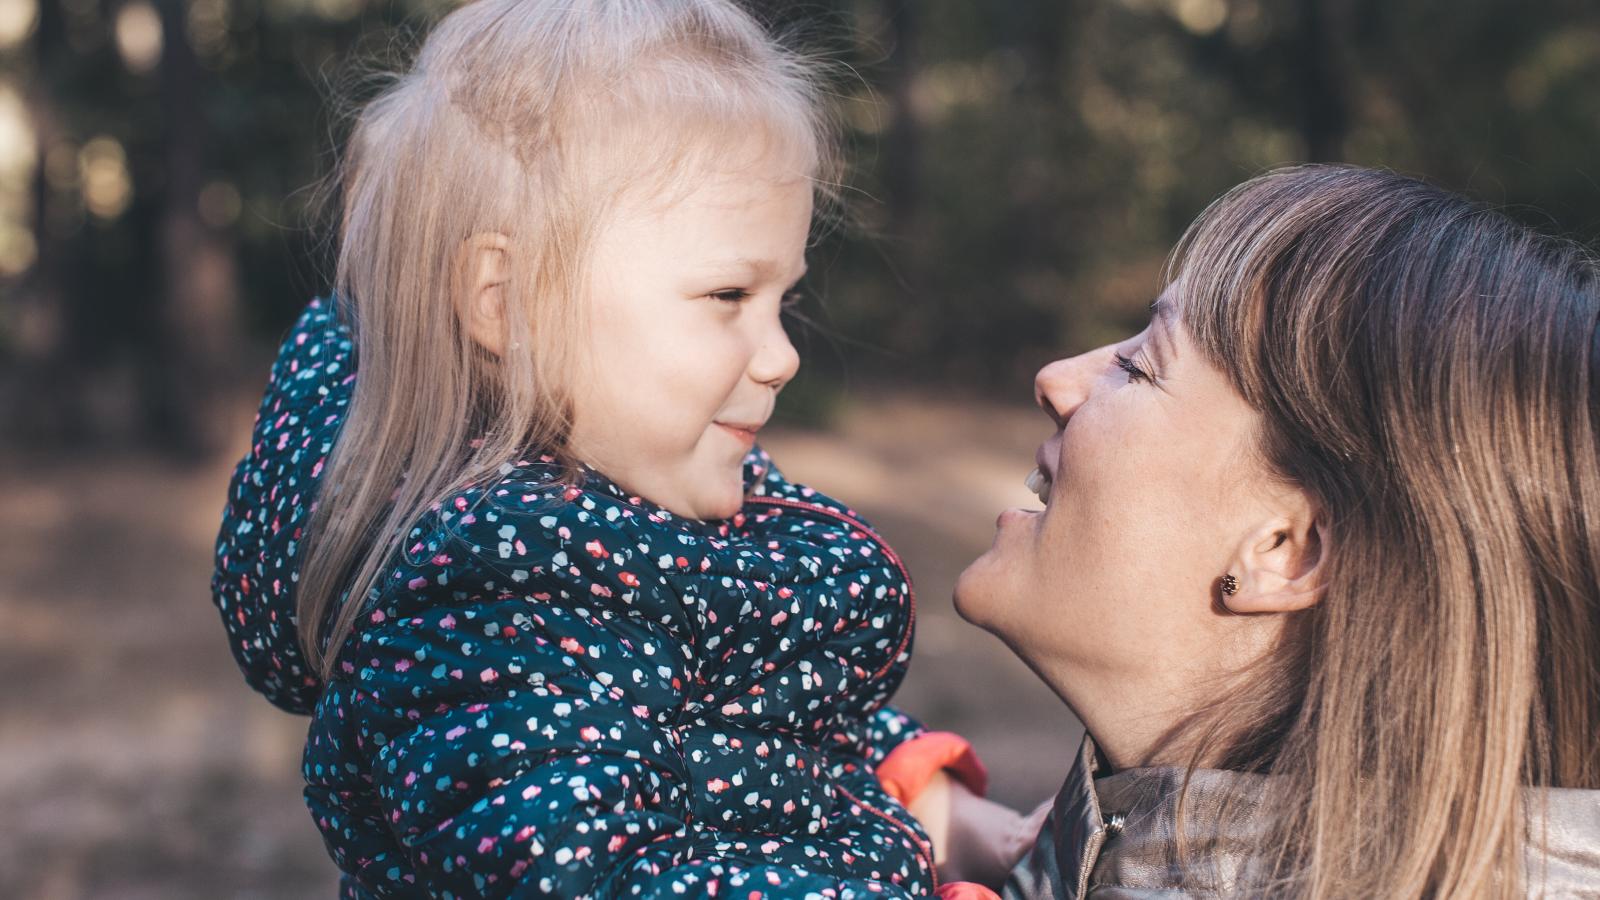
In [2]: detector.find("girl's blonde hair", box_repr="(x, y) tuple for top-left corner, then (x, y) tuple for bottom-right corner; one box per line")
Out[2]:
(298, 0), (839, 676)
(1166, 165), (1600, 897)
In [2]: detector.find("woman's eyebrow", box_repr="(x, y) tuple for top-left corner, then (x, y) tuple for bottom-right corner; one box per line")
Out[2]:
(1145, 328), (1167, 368)
(1144, 312), (1174, 370)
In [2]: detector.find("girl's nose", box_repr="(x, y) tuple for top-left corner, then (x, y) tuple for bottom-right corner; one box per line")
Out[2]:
(750, 316), (801, 389)
(1033, 351), (1100, 427)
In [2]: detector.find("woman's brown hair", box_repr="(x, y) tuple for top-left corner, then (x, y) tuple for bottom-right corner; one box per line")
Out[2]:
(1166, 165), (1600, 897)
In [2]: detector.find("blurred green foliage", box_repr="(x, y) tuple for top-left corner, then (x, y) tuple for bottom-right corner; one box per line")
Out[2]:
(5, 0), (1599, 446)
(810, 0), (1600, 390)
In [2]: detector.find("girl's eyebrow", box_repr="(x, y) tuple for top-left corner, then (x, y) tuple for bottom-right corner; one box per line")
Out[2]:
(702, 258), (808, 282)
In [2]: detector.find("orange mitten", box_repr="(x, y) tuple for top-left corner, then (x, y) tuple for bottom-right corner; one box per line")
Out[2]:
(877, 731), (989, 806)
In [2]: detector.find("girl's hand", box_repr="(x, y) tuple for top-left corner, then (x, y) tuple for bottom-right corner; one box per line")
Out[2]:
(907, 771), (1053, 889)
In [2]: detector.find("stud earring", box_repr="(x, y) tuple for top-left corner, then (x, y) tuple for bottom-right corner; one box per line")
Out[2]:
(1220, 573), (1239, 596)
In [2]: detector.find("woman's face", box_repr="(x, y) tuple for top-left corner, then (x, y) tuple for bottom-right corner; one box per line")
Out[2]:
(956, 299), (1303, 732)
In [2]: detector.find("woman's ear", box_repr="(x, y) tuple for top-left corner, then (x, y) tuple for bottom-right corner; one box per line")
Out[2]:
(1222, 494), (1328, 615)
(456, 232), (512, 356)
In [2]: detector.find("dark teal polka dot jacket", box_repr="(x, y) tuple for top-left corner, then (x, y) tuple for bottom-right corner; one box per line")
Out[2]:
(212, 299), (941, 898)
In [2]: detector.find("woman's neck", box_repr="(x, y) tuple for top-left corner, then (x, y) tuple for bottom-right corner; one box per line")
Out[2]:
(1023, 607), (1291, 772)
(1036, 656), (1255, 772)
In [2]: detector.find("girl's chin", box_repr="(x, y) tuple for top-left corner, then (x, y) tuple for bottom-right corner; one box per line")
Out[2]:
(697, 498), (743, 521)
(684, 474), (746, 521)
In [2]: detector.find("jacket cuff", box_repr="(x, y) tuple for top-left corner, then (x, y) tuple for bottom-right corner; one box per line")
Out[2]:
(876, 731), (989, 806)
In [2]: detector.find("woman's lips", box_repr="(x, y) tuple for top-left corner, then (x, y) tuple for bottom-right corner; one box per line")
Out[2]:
(997, 506), (1041, 528)
(1035, 441), (1060, 478)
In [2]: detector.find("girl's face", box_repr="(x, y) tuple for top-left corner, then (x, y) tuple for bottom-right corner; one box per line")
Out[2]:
(568, 157), (809, 520)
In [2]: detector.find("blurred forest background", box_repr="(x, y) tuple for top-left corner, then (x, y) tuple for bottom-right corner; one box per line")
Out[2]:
(9, 0), (1600, 447)
(3, 0), (1600, 896)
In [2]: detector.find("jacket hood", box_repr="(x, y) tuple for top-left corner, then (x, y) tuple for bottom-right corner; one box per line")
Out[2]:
(211, 297), (352, 713)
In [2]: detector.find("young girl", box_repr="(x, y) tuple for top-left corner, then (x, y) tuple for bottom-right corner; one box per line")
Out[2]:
(211, 1), (1004, 896)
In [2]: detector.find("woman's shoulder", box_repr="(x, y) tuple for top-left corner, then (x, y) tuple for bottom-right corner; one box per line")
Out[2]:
(1007, 735), (1600, 899)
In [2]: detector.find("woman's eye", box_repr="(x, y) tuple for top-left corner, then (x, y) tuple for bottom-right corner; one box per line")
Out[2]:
(710, 289), (751, 304)
(781, 289), (804, 309)
(1113, 352), (1153, 384)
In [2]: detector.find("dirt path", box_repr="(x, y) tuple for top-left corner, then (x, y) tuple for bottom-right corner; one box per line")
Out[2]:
(0, 390), (1081, 898)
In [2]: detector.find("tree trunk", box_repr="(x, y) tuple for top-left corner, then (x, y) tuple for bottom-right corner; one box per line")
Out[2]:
(7, 0), (82, 445)
(881, 0), (920, 248)
(1298, 0), (1349, 162)
(151, 0), (237, 456)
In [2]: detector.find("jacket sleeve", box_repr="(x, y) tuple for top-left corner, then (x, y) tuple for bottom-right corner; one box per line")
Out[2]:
(841, 704), (930, 768)
(339, 495), (918, 899)
(828, 707), (988, 808)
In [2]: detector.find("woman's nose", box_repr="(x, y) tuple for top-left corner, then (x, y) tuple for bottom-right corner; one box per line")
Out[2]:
(1034, 352), (1097, 427)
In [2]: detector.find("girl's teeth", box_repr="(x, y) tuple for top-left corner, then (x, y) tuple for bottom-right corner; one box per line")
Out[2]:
(1024, 467), (1051, 504)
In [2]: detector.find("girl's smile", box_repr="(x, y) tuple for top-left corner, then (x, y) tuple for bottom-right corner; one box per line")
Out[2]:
(714, 420), (764, 448)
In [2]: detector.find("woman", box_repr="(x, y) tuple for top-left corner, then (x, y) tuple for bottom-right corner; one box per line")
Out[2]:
(955, 165), (1600, 897)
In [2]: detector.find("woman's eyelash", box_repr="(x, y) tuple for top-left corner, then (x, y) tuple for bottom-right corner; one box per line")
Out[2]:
(1113, 352), (1153, 383)
(781, 289), (804, 308)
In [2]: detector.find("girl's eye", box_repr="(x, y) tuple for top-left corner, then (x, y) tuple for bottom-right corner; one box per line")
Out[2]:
(710, 289), (751, 304)
(1113, 352), (1153, 384)
(781, 289), (804, 309)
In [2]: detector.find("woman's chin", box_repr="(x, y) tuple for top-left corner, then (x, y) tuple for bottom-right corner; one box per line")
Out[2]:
(954, 506), (1042, 625)
(952, 549), (1005, 630)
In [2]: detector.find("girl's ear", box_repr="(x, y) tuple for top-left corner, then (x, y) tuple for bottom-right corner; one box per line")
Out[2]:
(1222, 493), (1328, 615)
(456, 232), (512, 355)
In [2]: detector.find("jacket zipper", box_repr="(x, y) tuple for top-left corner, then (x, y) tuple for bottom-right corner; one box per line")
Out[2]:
(834, 782), (941, 891)
(742, 496), (917, 682)
(740, 496), (937, 888)
(743, 496), (937, 891)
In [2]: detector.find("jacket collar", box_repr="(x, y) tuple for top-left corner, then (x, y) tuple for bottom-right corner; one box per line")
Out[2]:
(1003, 734), (1106, 900)
(1006, 733), (1600, 898)
(499, 445), (788, 539)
